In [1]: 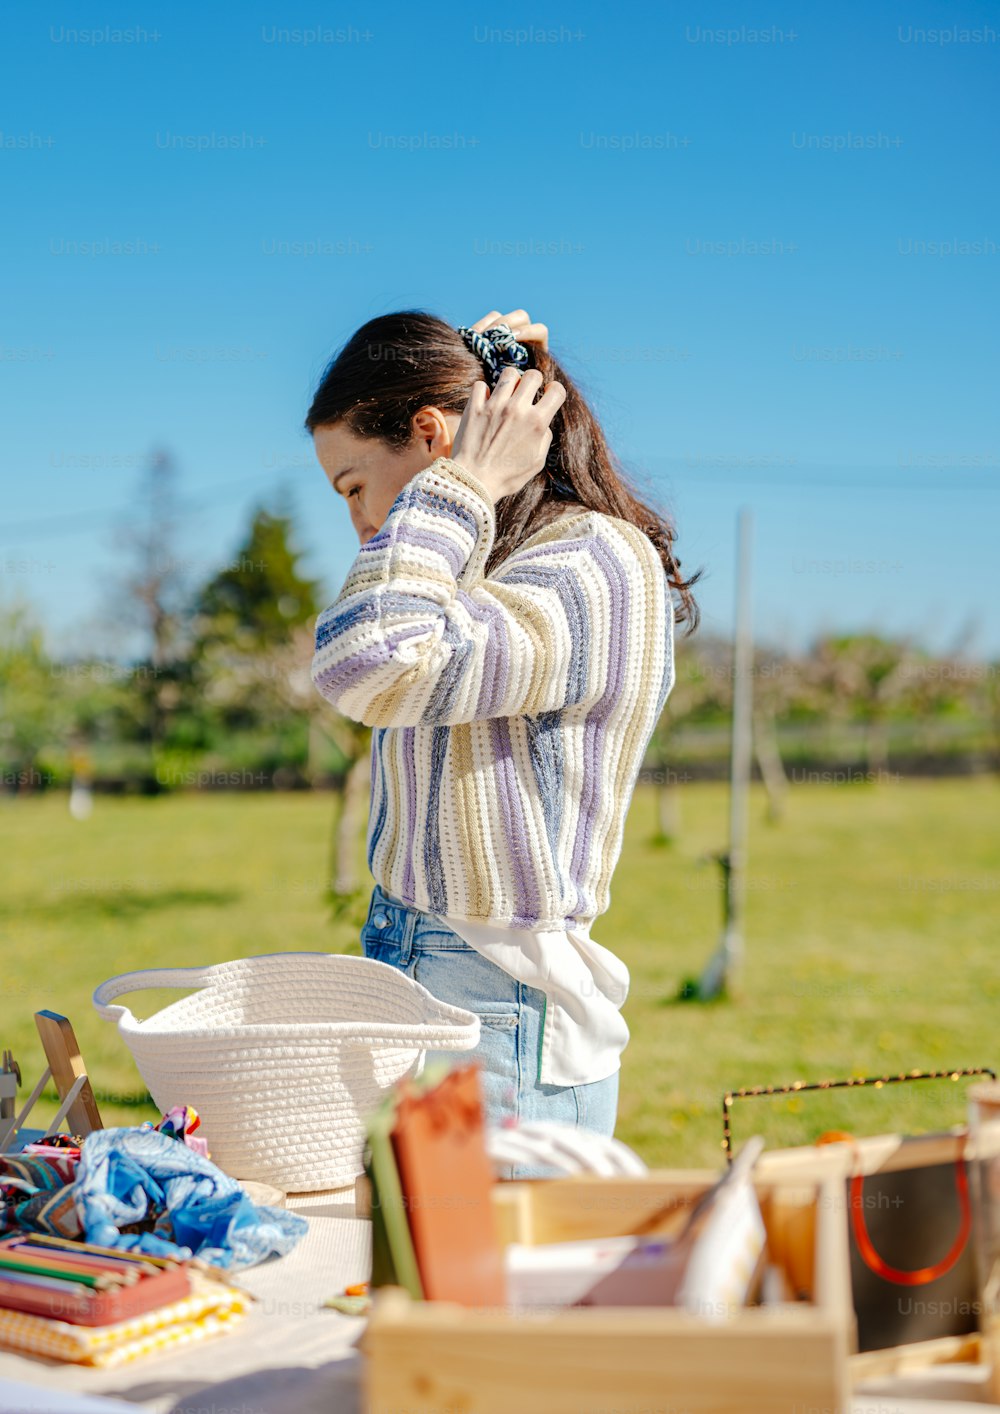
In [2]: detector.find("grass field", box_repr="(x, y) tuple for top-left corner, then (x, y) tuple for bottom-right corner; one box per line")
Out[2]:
(2, 779), (998, 1168)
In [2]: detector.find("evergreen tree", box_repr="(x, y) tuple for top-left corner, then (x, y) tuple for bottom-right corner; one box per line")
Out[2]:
(177, 502), (325, 780)
(194, 505), (321, 652)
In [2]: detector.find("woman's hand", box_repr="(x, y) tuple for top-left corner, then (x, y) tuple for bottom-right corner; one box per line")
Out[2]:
(468, 307), (549, 352)
(450, 366), (566, 504)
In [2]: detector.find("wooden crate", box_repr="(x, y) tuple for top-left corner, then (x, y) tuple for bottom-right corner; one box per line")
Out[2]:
(361, 1168), (852, 1414)
(756, 1132), (1000, 1402)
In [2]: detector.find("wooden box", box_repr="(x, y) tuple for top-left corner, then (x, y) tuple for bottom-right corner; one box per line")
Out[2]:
(756, 1133), (1000, 1404)
(361, 1168), (853, 1414)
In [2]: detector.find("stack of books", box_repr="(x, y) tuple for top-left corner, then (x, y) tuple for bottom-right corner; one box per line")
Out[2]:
(0, 1233), (251, 1367)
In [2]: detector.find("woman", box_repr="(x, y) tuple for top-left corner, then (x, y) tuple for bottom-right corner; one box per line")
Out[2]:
(307, 308), (698, 1168)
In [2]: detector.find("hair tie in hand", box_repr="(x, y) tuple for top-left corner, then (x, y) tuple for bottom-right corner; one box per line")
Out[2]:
(457, 321), (530, 390)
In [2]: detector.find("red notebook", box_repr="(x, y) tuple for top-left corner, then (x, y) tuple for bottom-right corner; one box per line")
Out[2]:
(0, 1237), (191, 1326)
(389, 1062), (506, 1307)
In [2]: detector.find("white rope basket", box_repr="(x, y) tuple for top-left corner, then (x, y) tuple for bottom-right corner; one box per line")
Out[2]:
(92, 953), (481, 1192)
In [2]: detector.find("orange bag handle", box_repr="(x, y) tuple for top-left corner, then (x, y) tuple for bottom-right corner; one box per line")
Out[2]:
(847, 1130), (971, 1287)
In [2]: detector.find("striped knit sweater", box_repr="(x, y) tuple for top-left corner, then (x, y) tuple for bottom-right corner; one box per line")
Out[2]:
(311, 455), (675, 932)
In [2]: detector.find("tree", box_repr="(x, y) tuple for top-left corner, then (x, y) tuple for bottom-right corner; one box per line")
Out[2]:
(190, 503), (371, 896)
(109, 448), (189, 754)
(650, 635), (731, 845)
(751, 646), (799, 823)
(0, 603), (57, 791)
(807, 634), (910, 774)
(187, 501), (323, 746)
(193, 504), (322, 655)
(247, 618), (372, 898)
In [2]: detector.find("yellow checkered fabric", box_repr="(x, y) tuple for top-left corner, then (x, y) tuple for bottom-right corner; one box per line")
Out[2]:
(0, 1274), (252, 1367)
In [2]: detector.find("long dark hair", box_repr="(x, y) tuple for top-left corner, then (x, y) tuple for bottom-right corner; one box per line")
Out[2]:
(305, 310), (699, 630)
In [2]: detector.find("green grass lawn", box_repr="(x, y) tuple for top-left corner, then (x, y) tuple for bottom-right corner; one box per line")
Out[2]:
(2, 779), (997, 1168)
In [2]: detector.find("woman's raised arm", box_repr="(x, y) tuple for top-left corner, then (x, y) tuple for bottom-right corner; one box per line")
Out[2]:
(310, 455), (668, 729)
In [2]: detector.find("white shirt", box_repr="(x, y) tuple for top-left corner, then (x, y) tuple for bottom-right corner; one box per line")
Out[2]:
(439, 914), (631, 1087)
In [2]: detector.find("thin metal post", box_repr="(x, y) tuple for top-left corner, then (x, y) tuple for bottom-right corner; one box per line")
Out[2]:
(697, 508), (754, 999)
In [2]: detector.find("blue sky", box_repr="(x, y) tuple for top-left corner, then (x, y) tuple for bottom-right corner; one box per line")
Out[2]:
(2, 0), (998, 658)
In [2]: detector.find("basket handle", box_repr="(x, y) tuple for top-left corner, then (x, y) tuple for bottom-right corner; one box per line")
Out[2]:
(93, 967), (482, 1052)
(92, 966), (218, 1024)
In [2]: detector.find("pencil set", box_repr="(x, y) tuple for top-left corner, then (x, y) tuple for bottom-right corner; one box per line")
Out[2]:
(0, 1233), (191, 1324)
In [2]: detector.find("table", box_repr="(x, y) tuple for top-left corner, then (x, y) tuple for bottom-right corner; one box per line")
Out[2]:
(0, 1186), (371, 1414)
(0, 1188), (998, 1414)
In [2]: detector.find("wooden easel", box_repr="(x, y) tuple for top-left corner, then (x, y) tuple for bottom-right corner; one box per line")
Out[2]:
(0, 1010), (104, 1151)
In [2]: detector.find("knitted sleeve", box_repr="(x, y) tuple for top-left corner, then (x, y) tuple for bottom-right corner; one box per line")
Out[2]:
(311, 455), (665, 729)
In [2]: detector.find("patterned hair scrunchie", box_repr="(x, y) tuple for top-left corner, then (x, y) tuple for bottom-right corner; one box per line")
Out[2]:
(457, 321), (531, 390)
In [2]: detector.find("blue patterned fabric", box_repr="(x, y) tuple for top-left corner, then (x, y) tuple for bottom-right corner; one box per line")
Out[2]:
(74, 1128), (307, 1270)
(457, 321), (530, 389)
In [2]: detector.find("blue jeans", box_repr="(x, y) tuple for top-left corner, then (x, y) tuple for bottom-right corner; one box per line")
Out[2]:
(360, 882), (620, 1179)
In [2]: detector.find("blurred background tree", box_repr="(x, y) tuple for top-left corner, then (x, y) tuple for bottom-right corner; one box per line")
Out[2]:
(110, 450), (190, 762)
(0, 602), (58, 791)
(3, 498), (997, 804)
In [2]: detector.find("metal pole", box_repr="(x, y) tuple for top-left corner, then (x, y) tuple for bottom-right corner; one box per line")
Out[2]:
(697, 507), (754, 999)
(726, 506), (754, 968)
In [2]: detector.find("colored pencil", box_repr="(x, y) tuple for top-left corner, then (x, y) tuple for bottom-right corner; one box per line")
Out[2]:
(10, 1233), (230, 1285)
(0, 1267), (88, 1294)
(4, 1243), (140, 1284)
(18, 1234), (179, 1271)
(0, 1253), (118, 1290)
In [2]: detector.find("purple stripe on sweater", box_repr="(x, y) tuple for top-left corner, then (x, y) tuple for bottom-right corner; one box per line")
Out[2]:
(488, 715), (542, 922)
(464, 594), (510, 718)
(375, 478), (482, 553)
(415, 591), (509, 724)
(568, 537), (631, 915)
(497, 560), (592, 708)
(367, 727), (388, 875)
(368, 474), (482, 539)
(390, 521), (468, 577)
(402, 725), (416, 901)
(494, 534), (589, 565)
(423, 725), (451, 913)
(472, 591), (512, 718)
(410, 484), (481, 540)
(314, 625), (432, 696)
(357, 529), (391, 555)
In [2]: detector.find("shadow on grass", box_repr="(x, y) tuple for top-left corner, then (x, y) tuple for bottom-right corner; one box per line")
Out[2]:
(660, 985), (734, 1009)
(0, 887), (241, 923)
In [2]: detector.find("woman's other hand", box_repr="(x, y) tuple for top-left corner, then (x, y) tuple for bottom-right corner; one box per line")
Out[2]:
(469, 307), (549, 352)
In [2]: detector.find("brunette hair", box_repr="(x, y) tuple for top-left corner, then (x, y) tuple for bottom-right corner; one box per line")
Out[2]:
(305, 310), (699, 630)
